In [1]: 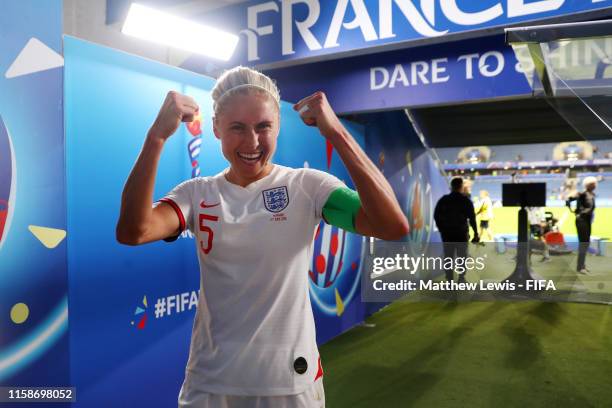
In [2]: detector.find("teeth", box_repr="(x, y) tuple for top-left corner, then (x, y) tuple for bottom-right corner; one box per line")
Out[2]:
(238, 152), (263, 160)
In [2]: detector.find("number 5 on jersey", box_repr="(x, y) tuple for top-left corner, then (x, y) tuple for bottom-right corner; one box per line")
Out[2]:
(199, 213), (218, 254)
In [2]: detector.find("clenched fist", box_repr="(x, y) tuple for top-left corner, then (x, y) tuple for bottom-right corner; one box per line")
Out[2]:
(149, 91), (199, 141)
(293, 91), (344, 140)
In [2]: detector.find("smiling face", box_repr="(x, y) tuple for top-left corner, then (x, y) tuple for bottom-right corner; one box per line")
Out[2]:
(213, 91), (280, 187)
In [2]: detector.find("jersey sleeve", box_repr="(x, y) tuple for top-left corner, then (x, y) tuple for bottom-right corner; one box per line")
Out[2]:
(156, 179), (195, 242)
(301, 169), (347, 220)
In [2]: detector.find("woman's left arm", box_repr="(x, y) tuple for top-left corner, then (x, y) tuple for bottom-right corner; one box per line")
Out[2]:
(294, 92), (409, 240)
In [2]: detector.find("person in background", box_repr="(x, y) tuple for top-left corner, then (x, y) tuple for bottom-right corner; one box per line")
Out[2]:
(462, 178), (473, 198)
(434, 177), (479, 283)
(475, 190), (494, 242)
(566, 176), (597, 274)
(561, 178), (578, 201)
(527, 206), (551, 262)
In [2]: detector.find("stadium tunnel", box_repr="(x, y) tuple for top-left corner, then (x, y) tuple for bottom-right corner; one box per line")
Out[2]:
(2, 1), (612, 407)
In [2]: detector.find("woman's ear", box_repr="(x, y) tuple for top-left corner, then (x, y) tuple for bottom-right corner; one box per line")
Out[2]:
(212, 116), (221, 140)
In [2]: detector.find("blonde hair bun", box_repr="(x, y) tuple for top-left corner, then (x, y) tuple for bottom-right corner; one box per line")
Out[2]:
(212, 66), (280, 114)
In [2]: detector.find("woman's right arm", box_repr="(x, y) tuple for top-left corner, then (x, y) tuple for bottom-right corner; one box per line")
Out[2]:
(116, 91), (199, 245)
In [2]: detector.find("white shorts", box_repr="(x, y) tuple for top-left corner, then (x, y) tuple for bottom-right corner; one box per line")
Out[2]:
(178, 378), (325, 408)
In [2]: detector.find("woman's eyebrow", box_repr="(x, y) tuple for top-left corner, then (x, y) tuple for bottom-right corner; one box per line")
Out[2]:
(228, 120), (273, 126)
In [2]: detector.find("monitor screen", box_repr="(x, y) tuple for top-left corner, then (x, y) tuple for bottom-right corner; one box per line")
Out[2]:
(502, 183), (546, 207)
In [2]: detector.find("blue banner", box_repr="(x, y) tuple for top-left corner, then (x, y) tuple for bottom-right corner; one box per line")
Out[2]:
(0, 0), (69, 397)
(64, 36), (208, 407)
(266, 35), (532, 112)
(185, 0), (612, 68)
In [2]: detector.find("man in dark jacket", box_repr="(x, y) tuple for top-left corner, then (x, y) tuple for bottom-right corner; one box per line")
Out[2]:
(566, 176), (597, 274)
(434, 177), (480, 282)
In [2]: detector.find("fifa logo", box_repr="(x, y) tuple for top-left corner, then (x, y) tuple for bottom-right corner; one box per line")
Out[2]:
(309, 221), (362, 317)
(0, 116), (15, 248)
(186, 110), (203, 178)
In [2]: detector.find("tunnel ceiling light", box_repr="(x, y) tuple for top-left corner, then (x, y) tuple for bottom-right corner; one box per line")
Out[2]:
(122, 3), (239, 61)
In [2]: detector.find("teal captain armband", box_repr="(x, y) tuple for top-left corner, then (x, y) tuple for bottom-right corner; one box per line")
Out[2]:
(322, 187), (361, 233)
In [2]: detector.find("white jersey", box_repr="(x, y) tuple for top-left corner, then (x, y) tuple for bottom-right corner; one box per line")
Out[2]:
(527, 207), (545, 226)
(476, 196), (493, 221)
(159, 164), (345, 396)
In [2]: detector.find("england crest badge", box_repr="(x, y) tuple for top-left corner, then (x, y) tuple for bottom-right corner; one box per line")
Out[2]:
(262, 186), (289, 213)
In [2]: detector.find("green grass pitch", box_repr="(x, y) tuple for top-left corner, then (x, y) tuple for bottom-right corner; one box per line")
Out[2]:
(320, 301), (612, 407)
(488, 207), (612, 239)
(317, 207), (612, 407)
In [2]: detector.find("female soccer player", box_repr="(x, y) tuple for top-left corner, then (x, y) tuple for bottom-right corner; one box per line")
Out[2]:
(116, 66), (409, 407)
(475, 189), (494, 242)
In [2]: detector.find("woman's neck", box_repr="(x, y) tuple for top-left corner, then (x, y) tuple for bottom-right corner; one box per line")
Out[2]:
(225, 163), (274, 187)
